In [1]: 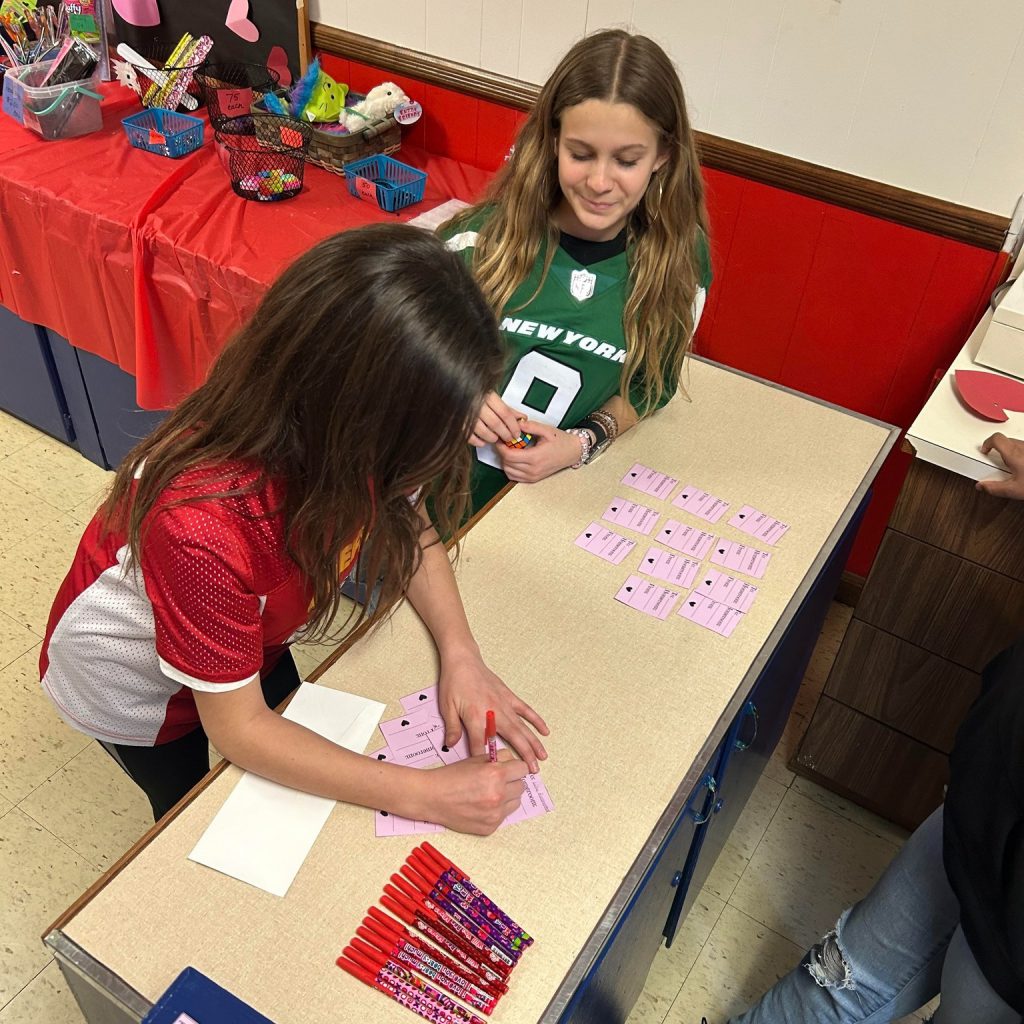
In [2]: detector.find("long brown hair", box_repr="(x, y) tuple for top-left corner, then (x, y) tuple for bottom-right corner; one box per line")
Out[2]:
(447, 29), (708, 411)
(102, 224), (504, 639)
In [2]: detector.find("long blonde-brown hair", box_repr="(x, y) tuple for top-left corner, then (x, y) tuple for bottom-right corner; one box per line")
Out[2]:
(448, 29), (708, 412)
(101, 225), (505, 641)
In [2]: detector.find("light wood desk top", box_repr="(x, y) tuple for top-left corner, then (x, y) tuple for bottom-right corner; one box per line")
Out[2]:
(56, 360), (896, 1023)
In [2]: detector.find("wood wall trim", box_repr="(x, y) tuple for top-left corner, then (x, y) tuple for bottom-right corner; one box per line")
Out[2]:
(312, 23), (1008, 251)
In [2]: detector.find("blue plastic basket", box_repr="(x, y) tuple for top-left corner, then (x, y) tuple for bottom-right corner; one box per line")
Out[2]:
(343, 154), (427, 213)
(122, 108), (205, 159)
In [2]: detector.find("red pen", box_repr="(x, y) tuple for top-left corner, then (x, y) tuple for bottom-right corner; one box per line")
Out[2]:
(361, 914), (506, 998)
(378, 894), (509, 987)
(366, 906), (508, 993)
(485, 710), (497, 763)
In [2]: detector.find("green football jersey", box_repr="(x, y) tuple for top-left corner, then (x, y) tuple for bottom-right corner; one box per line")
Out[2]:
(443, 215), (710, 511)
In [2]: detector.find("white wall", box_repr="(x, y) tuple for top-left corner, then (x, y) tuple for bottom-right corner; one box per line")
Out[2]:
(310, 0), (1024, 216)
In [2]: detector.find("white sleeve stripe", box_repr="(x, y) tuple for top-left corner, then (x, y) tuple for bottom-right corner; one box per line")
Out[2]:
(158, 656), (259, 693)
(445, 231), (478, 252)
(692, 287), (707, 337)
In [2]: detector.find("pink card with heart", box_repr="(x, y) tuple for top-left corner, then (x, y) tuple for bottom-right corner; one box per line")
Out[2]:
(678, 594), (745, 637)
(672, 484), (730, 523)
(621, 462), (679, 500)
(693, 567), (759, 612)
(710, 540), (772, 579)
(637, 546), (701, 588)
(575, 522), (637, 564)
(602, 498), (660, 535)
(657, 520), (716, 559)
(614, 574), (681, 619)
(728, 505), (789, 545)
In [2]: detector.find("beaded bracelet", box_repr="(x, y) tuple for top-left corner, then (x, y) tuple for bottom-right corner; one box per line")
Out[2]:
(565, 428), (593, 469)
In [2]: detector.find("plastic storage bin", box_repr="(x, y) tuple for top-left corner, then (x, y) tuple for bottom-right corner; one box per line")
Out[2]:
(2, 59), (102, 140)
(122, 108), (205, 158)
(343, 155), (427, 213)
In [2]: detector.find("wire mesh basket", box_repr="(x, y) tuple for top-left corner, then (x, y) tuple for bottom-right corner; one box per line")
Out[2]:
(214, 114), (313, 202)
(195, 62), (279, 129)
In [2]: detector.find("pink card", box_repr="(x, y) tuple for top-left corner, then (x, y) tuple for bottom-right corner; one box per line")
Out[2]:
(504, 773), (555, 825)
(575, 522), (637, 564)
(602, 497), (660, 536)
(614, 574), (680, 620)
(637, 546), (700, 589)
(658, 520), (716, 559)
(710, 540), (772, 579)
(728, 505), (790, 546)
(678, 594), (745, 637)
(693, 567), (759, 612)
(672, 484), (730, 523)
(400, 685), (439, 713)
(429, 729), (470, 765)
(621, 462), (679, 501)
(374, 807), (396, 837)
(389, 734), (444, 768)
(380, 706), (444, 745)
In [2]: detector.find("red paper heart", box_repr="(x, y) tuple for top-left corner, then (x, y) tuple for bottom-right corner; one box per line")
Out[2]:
(953, 369), (1024, 422)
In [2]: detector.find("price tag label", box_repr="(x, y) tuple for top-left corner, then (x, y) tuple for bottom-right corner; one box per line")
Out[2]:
(3, 73), (25, 125)
(393, 101), (422, 125)
(355, 177), (378, 203)
(148, 129), (166, 146)
(218, 87), (253, 118)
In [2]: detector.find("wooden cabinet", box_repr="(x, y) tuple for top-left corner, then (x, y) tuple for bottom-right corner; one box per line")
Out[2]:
(794, 458), (1024, 830)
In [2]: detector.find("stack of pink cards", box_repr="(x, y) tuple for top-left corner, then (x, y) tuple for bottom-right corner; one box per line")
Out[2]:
(728, 505), (789, 545)
(672, 484), (730, 523)
(371, 686), (555, 838)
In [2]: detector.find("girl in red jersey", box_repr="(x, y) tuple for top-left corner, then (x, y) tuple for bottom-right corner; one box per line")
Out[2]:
(40, 224), (548, 827)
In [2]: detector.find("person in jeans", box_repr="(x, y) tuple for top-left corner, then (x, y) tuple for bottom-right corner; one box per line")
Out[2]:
(727, 431), (1024, 1024)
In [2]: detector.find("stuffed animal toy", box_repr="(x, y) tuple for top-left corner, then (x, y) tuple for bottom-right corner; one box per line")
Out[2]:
(337, 82), (409, 132)
(264, 57), (348, 123)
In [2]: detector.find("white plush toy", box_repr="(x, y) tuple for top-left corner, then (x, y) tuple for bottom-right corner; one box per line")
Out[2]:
(338, 82), (409, 131)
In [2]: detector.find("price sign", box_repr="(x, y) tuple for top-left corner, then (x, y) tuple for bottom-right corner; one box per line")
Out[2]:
(393, 101), (422, 125)
(355, 176), (378, 204)
(218, 87), (253, 119)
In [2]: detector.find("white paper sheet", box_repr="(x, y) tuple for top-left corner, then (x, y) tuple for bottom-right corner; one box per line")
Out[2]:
(406, 197), (470, 232)
(188, 684), (386, 896)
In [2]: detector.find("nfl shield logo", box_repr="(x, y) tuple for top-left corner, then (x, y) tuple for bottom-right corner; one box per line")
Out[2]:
(570, 268), (597, 302)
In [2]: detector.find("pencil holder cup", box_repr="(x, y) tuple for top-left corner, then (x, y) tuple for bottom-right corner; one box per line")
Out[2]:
(214, 114), (313, 202)
(195, 62), (279, 129)
(122, 42), (208, 112)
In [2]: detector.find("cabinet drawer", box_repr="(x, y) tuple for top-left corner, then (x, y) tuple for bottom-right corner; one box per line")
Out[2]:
(825, 620), (981, 752)
(893, 459), (1024, 581)
(794, 696), (947, 831)
(858, 531), (1024, 671)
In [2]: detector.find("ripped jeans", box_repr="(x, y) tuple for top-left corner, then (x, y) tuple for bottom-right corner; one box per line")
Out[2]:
(729, 807), (1019, 1024)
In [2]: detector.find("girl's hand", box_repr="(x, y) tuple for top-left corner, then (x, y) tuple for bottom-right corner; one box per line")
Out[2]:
(470, 392), (526, 447)
(438, 651), (549, 773)
(499, 421), (583, 482)
(977, 432), (1024, 501)
(419, 754), (529, 835)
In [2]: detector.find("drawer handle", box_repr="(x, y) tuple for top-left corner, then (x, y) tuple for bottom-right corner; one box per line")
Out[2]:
(734, 701), (759, 751)
(671, 870), (683, 887)
(689, 774), (718, 824)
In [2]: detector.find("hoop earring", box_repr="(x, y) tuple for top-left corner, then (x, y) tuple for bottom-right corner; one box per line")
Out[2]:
(645, 173), (664, 224)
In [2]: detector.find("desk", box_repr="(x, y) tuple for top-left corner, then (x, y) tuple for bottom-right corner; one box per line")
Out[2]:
(0, 83), (490, 410)
(795, 315), (1024, 828)
(45, 359), (896, 1023)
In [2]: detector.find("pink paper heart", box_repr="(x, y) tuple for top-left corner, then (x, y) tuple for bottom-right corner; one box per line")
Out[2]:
(226, 0), (259, 42)
(953, 369), (1024, 422)
(112, 0), (160, 27)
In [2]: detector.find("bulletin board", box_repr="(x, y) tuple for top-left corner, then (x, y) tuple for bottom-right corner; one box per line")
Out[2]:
(109, 0), (308, 86)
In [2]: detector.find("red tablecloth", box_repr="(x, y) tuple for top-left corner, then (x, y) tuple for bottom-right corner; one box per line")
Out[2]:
(0, 84), (492, 408)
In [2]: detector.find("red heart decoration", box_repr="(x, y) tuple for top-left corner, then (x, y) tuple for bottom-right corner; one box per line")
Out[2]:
(953, 370), (1024, 422)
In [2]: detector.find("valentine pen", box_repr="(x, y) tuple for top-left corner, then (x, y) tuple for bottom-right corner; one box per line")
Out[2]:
(485, 710), (497, 763)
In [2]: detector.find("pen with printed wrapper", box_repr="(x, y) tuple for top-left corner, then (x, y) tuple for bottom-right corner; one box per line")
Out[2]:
(337, 953), (486, 1024)
(400, 861), (521, 961)
(351, 932), (498, 1014)
(408, 847), (529, 952)
(363, 908), (507, 996)
(418, 843), (533, 948)
(485, 710), (497, 763)
(388, 875), (516, 972)
(378, 893), (509, 988)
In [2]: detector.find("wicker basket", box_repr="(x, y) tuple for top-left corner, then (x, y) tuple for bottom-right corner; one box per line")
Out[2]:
(252, 92), (402, 175)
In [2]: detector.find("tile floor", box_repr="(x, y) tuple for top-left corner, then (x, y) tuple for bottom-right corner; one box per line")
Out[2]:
(0, 409), (936, 1023)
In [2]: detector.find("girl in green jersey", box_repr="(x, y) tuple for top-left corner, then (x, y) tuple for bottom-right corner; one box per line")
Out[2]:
(442, 29), (712, 511)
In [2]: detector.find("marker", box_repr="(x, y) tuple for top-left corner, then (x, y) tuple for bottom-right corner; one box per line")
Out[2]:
(485, 710), (497, 763)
